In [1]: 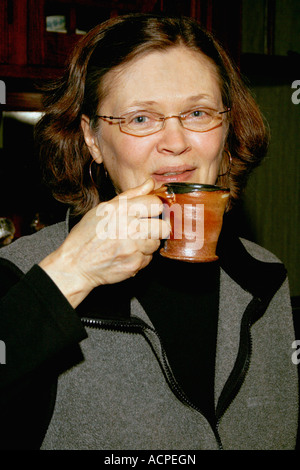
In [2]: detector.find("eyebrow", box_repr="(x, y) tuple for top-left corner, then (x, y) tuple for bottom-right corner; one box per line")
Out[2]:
(184, 94), (213, 102)
(126, 100), (158, 108)
(127, 94), (214, 109)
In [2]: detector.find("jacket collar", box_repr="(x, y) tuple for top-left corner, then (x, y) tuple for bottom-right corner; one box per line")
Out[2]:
(217, 215), (287, 302)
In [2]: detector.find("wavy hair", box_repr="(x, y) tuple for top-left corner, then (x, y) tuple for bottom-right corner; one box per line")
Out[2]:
(35, 13), (269, 215)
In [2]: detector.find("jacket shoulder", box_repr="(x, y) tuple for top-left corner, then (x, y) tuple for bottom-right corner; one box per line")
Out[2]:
(218, 230), (287, 300)
(240, 238), (282, 264)
(0, 221), (67, 273)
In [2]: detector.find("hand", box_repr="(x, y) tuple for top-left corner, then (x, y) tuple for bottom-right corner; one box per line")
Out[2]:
(39, 178), (170, 308)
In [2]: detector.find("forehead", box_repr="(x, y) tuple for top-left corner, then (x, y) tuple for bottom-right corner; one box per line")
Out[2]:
(100, 46), (223, 111)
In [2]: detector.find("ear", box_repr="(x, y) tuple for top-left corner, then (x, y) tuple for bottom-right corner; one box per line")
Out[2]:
(81, 114), (103, 164)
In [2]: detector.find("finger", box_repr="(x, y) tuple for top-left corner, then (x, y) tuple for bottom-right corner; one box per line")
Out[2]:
(118, 177), (155, 200)
(128, 238), (160, 256)
(127, 252), (154, 277)
(127, 199), (163, 218)
(140, 239), (161, 255)
(131, 218), (170, 240)
(140, 253), (155, 271)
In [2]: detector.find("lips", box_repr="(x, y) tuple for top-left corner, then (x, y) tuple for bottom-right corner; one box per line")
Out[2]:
(152, 166), (196, 183)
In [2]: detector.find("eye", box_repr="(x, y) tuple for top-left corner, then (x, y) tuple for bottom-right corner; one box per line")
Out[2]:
(190, 109), (210, 118)
(183, 109), (213, 124)
(132, 115), (149, 124)
(126, 111), (157, 128)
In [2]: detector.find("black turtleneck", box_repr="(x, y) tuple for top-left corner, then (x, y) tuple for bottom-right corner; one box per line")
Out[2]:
(135, 253), (220, 425)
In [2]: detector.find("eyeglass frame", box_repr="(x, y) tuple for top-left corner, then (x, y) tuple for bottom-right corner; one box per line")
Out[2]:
(95, 107), (231, 137)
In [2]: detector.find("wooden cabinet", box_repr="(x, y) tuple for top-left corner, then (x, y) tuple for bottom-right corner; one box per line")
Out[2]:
(0, 0), (242, 110)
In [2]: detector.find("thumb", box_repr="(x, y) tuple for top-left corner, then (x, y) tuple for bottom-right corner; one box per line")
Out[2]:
(118, 178), (155, 200)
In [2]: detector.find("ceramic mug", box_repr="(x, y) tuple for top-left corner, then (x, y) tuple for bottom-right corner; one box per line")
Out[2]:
(153, 182), (230, 262)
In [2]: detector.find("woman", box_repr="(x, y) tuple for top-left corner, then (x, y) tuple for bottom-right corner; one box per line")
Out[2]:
(0, 14), (298, 450)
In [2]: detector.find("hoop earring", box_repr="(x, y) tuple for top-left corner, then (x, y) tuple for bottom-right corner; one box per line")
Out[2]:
(89, 159), (98, 187)
(218, 148), (232, 177)
(89, 159), (108, 188)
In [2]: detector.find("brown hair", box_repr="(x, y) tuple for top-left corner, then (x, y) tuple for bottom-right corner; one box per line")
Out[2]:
(35, 13), (269, 215)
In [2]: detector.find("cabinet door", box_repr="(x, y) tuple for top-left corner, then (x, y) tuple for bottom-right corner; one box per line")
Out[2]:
(27, 0), (82, 67)
(0, 0), (28, 65)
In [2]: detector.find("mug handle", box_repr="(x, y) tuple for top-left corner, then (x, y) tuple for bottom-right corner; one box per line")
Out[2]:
(151, 185), (176, 202)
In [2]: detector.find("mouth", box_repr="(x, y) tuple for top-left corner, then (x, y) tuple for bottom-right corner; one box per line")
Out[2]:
(152, 166), (196, 183)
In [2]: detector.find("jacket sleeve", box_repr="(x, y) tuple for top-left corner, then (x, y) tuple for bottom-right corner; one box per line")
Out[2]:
(0, 257), (87, 391)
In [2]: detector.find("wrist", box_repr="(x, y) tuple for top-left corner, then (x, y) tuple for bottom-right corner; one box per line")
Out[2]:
(39, 251), (92, 309)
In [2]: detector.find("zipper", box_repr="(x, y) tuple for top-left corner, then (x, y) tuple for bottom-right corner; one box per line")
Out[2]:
(81, 316), (145, 333)
(215, 326), (253, 441)
(214, 297), (266, 441)
(147, 323), (224, 450)
(81, 296), (266, 450)
(81, 315), (225, 449)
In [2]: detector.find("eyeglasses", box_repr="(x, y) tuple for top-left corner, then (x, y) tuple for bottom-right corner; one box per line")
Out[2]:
(96, 107), (230, 137)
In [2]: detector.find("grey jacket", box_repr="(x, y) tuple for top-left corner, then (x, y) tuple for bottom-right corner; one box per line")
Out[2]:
(0, 215), (298, 450)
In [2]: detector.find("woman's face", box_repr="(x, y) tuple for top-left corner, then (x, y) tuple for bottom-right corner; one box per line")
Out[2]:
(83, 46), (228, 193)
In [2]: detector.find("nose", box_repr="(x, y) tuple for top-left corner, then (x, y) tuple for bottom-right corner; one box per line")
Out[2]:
(156, 116), (190, 156)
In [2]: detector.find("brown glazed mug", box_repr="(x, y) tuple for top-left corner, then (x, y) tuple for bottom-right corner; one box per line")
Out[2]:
(153, 182), (230, 262)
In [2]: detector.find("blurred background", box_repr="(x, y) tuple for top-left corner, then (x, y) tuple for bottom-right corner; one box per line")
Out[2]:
(0, 0), (299, 303)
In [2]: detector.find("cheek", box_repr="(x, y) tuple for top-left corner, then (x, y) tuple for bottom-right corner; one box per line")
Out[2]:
(119, 140), (149, 168)
(102, 131), (152, 169)
(192, 129), (225, 162)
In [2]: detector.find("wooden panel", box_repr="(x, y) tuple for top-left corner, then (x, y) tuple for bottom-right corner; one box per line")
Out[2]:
(43, 32), (82, 67)
(210, 0), (242, 65)
(27, 0), (46, 65)
(190, 0), (242, 65)
(240, 0), (300, 296)
(7, 0), (28, 65)
(0, 64), (66, 80)
(241, 84), (300, 296)
(4, 92), (43, 111)
(0, 0), (9, 64)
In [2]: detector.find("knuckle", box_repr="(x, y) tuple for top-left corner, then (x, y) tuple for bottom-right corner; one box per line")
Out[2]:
(127, 255), (144, 274)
